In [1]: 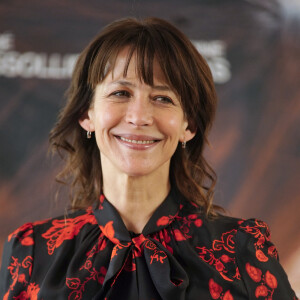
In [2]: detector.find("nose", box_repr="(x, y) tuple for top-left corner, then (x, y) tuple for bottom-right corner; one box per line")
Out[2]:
(125, 98), (153, 126)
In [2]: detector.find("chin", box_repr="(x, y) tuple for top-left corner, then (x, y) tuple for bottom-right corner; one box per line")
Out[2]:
(119, 164), (156, 177)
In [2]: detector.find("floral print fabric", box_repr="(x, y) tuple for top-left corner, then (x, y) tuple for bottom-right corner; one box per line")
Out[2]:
(0, 189), (297, 300)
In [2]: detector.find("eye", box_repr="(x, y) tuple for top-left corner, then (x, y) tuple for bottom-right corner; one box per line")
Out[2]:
(110, 90), (131, 97)
(153, 96), (174, 104)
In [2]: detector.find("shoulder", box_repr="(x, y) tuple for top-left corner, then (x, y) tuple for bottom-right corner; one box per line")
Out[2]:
(180, 201), (270, 243)
(0, 208), (99, 297)
(232, 218), (297, 299)
(192, 213), (297, 297)
(179, 203), (245, 242)
(197, 214), (276, 264)
(235, 218), (275, 260)
(204, 216), (271, 248)
(202, 213), (244, 236)
(7, 207), (98, 246)
(2, 207), (99, 261)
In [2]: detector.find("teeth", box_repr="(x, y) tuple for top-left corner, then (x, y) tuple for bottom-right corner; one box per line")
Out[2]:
(119, 137), (155, 144)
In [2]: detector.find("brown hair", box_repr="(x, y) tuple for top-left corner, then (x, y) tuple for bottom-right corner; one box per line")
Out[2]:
(49, 17), (222, 215)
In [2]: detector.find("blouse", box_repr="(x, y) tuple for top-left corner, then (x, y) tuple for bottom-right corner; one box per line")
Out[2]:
(0, 188), (298, 300)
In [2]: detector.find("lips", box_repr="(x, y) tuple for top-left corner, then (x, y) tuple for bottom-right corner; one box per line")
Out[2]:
(115, 134), (161, 148)
(119, 137), (156, 144)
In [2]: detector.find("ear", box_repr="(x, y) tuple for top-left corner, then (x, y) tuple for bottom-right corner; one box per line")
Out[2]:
(78, 110), (95, 132)
(180, 120), (196, 143)
(180, 129), (196, 143)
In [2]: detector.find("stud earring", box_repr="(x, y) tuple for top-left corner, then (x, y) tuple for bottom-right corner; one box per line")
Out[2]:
(87, 131), (92, 139)
(182, 141), (186, 148)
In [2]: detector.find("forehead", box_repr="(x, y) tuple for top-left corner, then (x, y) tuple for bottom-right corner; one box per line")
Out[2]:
(106, 47), (169, 86)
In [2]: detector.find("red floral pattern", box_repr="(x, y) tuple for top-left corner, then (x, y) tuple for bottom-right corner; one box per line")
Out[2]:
(99, 221), (120, 245)
(152, 228), (173, 254)
(197, 229), (239, 282)
(156, 213), (202, 242)
(213, 229), (236, 254)
(66, 266), (107, 300)
(156, 215), (171, 226)
(111, 242), (131, 259)
(8, 220), (49, 247)
(3, 256), (39, 300)
(98, 194), (105, 210)
(246, 263), (262, 282)
(246, 262), (278, 299)
(41, 208), (98, 255)
(62, 232), (110, 300)
(208, 278), (234, 300)
(1, 195), (297, 300)
(144, 240), (167, 264)
(174, 213), (203, 240)
(240, 220), (278, 262)
(9, 283), (40, 300)
(8, 223), (34, 247)
(83, 234), (107, 269)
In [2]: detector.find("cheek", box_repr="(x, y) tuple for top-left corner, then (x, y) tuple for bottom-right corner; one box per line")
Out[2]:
(94, 106), (119, 131)
(93, 109), (117, 152)
(160, 114), (185, 138)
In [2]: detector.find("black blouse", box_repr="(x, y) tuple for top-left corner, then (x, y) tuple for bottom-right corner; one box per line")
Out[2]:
(0, 189), (297, 300)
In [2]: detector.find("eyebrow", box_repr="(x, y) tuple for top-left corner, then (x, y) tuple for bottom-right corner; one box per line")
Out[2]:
(110, 80), (172, 92)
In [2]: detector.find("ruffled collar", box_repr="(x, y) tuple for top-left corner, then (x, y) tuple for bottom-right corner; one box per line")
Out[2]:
(93, 187), (182, 242)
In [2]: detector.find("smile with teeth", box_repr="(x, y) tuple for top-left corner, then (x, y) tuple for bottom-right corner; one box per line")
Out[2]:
(119, 136), (157, 144)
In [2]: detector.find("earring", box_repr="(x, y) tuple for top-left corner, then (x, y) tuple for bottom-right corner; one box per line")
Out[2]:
(87, 131), (92, 139)
(182, 141), (186, 148)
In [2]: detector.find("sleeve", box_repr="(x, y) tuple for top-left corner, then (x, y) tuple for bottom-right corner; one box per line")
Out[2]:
(0, 222), (35, 299)
(236, 219), (298, 300)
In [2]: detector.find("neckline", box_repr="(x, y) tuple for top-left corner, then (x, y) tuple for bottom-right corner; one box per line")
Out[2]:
(93, 188), (182, 243)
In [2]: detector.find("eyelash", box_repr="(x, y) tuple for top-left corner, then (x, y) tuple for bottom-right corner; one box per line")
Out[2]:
(111, 90), (130, 97)
(153, 96), (174, 104)
(110, 90), (174, 105)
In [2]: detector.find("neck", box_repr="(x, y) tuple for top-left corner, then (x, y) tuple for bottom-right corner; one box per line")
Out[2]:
(101, 158), (170, 233)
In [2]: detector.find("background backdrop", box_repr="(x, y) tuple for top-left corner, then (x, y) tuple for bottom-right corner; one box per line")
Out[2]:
(0, 0), (299, 295)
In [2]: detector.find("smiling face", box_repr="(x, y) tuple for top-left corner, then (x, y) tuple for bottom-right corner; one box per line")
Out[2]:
(79, 48), (195, 178)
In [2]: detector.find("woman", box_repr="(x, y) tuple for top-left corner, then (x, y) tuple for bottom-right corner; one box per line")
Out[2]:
(0, 17), (297, 300)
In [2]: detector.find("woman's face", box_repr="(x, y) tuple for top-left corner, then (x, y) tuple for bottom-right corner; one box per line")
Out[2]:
(80, 48), (195, 177)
